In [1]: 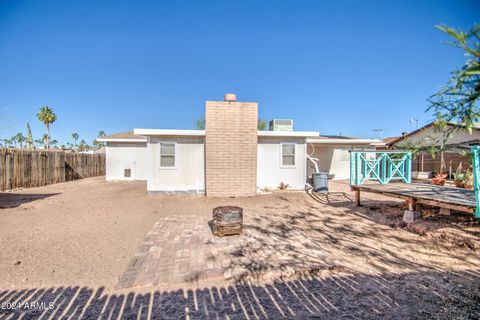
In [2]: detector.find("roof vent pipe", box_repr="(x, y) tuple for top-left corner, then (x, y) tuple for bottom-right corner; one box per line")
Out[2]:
(224, 93), (236, 102)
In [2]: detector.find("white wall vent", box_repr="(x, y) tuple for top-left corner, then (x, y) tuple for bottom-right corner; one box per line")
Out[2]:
(269, 119), (294, 131)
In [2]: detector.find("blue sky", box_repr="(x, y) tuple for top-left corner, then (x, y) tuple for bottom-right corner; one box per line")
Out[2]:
(0, 0), (478, 145)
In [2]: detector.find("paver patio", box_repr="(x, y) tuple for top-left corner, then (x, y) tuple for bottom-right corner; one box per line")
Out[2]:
(115, 181), (480, 292)
(116, 213), (332, 289)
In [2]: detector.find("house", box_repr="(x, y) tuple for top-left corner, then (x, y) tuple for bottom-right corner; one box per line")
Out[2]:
(98, 94), (382, 196)
(385, 121), (480, 175)
(385, 122), (480, 150)
(378, 136), (401, 150)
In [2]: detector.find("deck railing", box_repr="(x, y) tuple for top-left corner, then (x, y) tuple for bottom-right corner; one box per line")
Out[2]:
(471, 145), (480, 218)
(350, 151), (412, 186)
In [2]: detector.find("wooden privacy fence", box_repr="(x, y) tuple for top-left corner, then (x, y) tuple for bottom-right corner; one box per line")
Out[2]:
(0, 148), (105, 191)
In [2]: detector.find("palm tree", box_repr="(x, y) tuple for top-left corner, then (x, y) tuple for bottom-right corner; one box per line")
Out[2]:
(72, 132), (79, 150)
(34, 138), (44, 148)
(4, 138), (13, 147)
(37, 106), (57, 149)
(94, 130), (106, 148)
(10, 135), (17, 147)
(78, 139), (88, 151)
(34, 134), (48, 148)
(13, 132), (26, 148)
(50, 139), (58, 148)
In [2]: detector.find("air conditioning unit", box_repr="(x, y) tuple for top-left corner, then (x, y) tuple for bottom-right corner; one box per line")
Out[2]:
(269, 119), (294, 131)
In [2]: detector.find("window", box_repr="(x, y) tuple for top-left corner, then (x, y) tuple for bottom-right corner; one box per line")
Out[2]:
(160, 143), (175, 167)
(124, 169), (131, 177)
(281, 143), (295, 167)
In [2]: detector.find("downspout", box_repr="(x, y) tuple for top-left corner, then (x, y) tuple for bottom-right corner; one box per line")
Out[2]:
(305, 143), (320, 191)
(306, 154), (319, 173)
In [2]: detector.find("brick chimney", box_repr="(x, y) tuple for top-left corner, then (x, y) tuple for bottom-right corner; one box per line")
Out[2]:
(205, 94), (258, 197)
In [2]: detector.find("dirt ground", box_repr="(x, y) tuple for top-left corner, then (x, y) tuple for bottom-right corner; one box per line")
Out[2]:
(1, 177), (479, 319)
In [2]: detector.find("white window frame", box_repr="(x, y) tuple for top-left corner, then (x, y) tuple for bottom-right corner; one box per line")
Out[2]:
(280, 142), (296, 168)
(158, 141), (178, 170)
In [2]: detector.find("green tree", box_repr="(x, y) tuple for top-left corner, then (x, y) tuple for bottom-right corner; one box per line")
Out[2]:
(34, 134), (49, 148)
(427, 24), (480, 143)
(34, 138), (44, 148)
(4, 138), (13, 147)
(258, 119), (268, 131)
(94, 130), (106, 148)
(7, 138), (14, 147)
(10, 135), (17, 147)
(26, 122), (34, 150)
(50, 139), (58, 148)
(78, 139), (89, 151)
(13, 132), (26, 148)
(71, 132), (79, 150)
(37, 106), (57, 149)
(195, 118), (205, 130)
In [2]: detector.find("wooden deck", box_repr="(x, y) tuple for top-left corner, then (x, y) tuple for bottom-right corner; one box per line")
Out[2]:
(351, 182), (476, 214)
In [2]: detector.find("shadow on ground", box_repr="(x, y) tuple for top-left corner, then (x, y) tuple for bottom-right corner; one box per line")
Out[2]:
(308, 191), (480, 237)
(0, 193), (60, 209)
(1, 269), (479, 319)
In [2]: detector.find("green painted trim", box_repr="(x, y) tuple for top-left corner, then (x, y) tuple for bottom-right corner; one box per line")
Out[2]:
(350, 151), (412, 186)
(471, 146), (480, 219)
(349, 151), (354, 185)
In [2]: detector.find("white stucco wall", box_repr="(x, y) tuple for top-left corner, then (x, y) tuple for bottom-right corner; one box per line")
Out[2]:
(106, 142), (147, 181)
(257, 137), (306, 190)
(146, 136), (205, 192)
(306, 144), (372, 180)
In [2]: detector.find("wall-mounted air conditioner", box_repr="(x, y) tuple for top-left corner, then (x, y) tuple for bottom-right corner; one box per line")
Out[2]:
(269, 119), (294, 131)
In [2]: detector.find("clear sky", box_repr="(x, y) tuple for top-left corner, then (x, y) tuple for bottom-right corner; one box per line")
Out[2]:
(0, 0), (478, 145)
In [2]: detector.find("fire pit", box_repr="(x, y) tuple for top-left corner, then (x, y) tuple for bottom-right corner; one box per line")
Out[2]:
(211, 206), (243, 237)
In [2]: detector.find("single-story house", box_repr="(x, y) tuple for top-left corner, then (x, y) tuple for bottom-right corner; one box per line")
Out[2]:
(98, 94), (382, 197)
(384, 121), (480, 175)
(384, 122), (480, 150)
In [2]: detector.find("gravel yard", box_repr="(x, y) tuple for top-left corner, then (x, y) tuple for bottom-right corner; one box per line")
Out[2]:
(0, 177), (479, 318)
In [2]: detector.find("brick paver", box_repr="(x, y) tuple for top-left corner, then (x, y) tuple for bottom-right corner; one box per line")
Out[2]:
(116, 212), (332, 289)
(117, 216), (238, 288)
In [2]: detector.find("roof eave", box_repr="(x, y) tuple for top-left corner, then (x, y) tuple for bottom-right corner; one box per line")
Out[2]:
(134, 129), (205, 136)
(258, 131), (320, 137)
(97, 138), (147, 142)
(306, 138), (383, 145)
